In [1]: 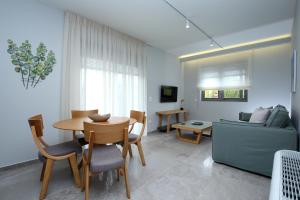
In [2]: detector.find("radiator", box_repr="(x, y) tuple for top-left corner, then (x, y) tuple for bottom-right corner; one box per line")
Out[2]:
(269, 150), (300, 200)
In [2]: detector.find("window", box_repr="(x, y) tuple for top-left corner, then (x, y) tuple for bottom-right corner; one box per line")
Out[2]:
(81, 57), (146, 117)
(202, 89), (248, 102)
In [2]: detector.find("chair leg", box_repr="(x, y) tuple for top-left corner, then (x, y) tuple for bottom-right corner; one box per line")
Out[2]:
(123, 165), (130, 199)
(136, 141), (146, 166)
(84, 166), (90, 200)
(69, 155), (81, 188)
(116, 169), (120, 182)
(40, 161), (46, 182)
(78, 159), (83, 170)
(72, 130), (76, 142)
(81, 161), (86, 191)
(128, 144), (133, 158)
(39, 159), (54, 200)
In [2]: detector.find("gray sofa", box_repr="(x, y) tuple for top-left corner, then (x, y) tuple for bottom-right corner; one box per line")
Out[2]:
(212, 106), (298, 177)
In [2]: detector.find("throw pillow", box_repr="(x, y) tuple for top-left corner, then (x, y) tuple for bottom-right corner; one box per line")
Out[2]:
(265, 106), (290, 128)
(249, 107), (271, 123)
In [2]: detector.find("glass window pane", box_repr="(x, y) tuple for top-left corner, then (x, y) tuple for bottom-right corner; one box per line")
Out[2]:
(204, 90), (219, 98)
(223, 89), (240, 98)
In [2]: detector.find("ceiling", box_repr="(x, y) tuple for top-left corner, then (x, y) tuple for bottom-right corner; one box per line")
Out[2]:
(41, 0), (296, 52)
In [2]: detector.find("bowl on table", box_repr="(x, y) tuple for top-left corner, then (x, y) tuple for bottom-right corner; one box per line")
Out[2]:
(88, 113), (111, 122)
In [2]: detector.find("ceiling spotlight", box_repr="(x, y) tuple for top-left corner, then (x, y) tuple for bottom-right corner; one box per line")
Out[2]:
(185, 19), (190, 29)
(210, 40), (214, 47)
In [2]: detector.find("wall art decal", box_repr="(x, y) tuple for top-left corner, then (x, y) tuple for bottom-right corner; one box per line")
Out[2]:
(7, 39), (56, 89)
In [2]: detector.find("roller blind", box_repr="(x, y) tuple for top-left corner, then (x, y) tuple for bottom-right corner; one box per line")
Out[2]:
(184, 50), (253, 90)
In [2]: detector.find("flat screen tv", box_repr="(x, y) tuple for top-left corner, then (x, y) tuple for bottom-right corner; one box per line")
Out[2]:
(160, 85), (178, 102)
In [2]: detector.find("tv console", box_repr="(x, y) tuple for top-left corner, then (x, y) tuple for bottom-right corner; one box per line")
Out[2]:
(156, 109), (188, 134)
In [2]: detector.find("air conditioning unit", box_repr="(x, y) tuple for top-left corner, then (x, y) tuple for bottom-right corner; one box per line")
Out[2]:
(269, 150), (300, 200)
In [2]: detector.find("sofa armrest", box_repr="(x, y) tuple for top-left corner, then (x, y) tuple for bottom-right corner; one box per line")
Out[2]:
(239, 112), (252, 122)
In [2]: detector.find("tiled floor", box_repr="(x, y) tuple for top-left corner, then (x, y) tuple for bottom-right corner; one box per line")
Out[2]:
(0, 131), (270, 200)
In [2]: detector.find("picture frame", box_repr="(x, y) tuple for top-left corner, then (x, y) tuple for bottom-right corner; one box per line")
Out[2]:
(292, 49), (297, 93)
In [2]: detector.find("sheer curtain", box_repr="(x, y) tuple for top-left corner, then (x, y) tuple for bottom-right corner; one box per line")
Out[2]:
(61, 12), (146, 119)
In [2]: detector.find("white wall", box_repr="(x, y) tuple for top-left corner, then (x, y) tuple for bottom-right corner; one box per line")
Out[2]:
(146, 46), (183, 132)
(183, 43), (292, 122)
(0, 0), (64, 167)
(291, 0), (300, 148)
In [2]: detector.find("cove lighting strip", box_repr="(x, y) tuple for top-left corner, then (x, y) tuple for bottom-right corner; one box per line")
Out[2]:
(179, 34), (291, 61)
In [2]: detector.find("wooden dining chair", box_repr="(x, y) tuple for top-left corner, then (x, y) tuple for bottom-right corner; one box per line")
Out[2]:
(28, 114), (82, 200)
(82, 120), (130, 199)
(71, 109), (98, 145)
(128, 110), (147, 166)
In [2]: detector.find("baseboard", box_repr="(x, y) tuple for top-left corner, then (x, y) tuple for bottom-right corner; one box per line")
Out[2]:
(0, 159), (40, 172)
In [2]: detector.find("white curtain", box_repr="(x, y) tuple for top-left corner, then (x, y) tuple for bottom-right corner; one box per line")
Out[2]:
(183, 50), (253, 90)
(60, 12), (146, 119)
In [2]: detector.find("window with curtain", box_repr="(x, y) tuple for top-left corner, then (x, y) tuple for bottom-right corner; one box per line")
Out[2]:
(82, 58), (143, 116)
(184, 50), (252, 102)
(61, 12), (146, 119)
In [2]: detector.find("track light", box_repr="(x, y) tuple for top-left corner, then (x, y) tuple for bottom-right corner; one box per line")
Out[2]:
(210, 40), (214, 47)
(185, 19), (190, 29)
(163, 0), (223, 48)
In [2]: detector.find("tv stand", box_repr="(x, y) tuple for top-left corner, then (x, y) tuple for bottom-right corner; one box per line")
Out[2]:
(156, 109), (188, 133)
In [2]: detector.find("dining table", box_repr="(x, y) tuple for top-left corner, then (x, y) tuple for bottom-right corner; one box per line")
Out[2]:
(53, 116), (137, 132)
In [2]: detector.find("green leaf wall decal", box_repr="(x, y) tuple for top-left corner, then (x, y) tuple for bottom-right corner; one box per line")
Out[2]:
(7, 39), (56, 89)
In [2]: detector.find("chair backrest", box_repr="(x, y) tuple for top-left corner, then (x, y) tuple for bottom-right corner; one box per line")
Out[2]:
(28, 114), (52, 158)
(84, 121), (129, 162)
(83, 121), (129, 145)
(71, 109), (98, 118)
(130, 110), (146, 139)
(130, 110), (145, 124)
(28, 114), (44, 137)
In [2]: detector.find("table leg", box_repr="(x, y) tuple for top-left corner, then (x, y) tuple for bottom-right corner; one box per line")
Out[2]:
(158, 114), (163, 129)
(176, 128), (182, 139)
(184, 112), (188, 121)
(166, 115), (171, 133)
(194, 131), (202, 144)
(175, 113), (179, 123)
(176, 129), (202, 144)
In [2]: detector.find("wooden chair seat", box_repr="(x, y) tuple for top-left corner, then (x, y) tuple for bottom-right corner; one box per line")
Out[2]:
(38, 141), (82, 161)
(84, 145), (124, 173)
(128, 134), (138, 142)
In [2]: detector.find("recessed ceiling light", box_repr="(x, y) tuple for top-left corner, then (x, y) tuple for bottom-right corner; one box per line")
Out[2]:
(185, 19), (190, 29)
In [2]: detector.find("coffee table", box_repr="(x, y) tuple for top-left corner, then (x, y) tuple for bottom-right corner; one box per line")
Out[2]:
(172, 120), (212, 144)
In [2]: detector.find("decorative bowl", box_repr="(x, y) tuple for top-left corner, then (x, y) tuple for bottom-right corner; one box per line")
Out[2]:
(88, 113), (111, 122)
(191, 121), (203, 126)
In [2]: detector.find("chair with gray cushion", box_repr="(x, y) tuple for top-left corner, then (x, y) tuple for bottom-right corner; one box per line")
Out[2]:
(128, 110), (147, 166)
(28, 114), (82, 200)
(82, 120), (130, 200)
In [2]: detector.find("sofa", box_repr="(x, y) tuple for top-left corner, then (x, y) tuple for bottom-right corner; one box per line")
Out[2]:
(212, 106), (298, 177)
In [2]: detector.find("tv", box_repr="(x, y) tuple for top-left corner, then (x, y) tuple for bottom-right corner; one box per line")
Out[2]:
(160, 85), (178, 102)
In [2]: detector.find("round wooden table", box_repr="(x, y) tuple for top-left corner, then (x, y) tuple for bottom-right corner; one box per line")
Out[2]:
(53, 116), (137, 131)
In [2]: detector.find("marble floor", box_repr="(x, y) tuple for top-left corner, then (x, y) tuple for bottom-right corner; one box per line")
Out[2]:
(0, 131), (270, 200)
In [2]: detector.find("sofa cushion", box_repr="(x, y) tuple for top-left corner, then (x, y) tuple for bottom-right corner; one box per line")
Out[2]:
(249, 107), (271, 123)
(265, 105), (289, 128)
(219, 119), (265, 127)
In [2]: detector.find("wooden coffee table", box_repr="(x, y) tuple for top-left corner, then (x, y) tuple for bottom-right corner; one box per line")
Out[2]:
(172, 120), (212, 144)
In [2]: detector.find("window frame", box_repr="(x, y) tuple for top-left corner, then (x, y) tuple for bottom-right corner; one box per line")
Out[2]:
(201, 89), (248, 102)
